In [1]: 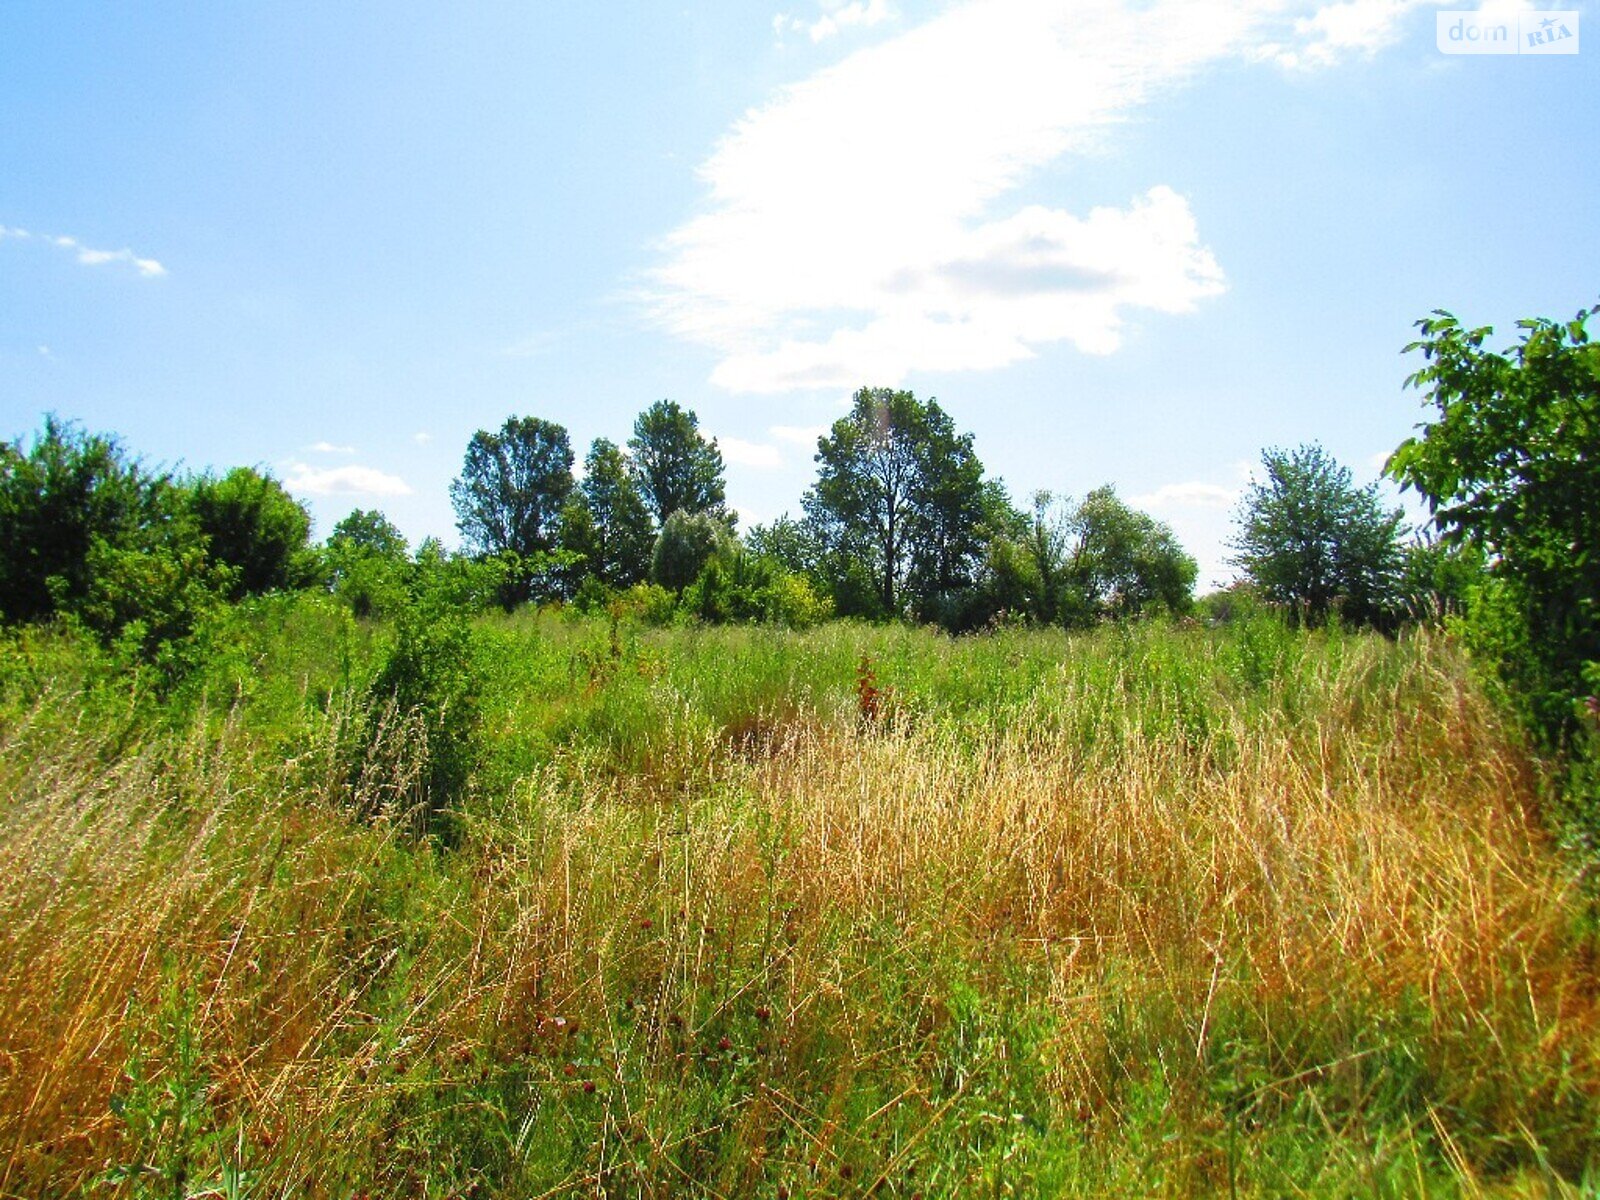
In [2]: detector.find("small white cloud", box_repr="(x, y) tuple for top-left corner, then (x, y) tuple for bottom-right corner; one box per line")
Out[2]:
(718, 436), (785, 469)
(809, 0), (897, 41)
(284, 462), (413, 497)
(306, 440), (356, 455)
(1257, 0), (1441, 69)
(412, 431), (433, 446)
(770, 423), (830, 449)
(72, 247), (167, 277)
(1130, 481), (1240, 510)
(1369, 449), (1395, 474)
(37, 345), (52, 358)
(2, 226), (167, 277)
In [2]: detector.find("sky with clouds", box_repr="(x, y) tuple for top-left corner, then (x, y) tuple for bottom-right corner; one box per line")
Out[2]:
(2, 1), (1594, 586)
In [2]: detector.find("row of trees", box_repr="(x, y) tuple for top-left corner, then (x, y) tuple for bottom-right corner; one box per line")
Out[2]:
(446, 388), (1205, 631)
(0, 390), (1442, 656)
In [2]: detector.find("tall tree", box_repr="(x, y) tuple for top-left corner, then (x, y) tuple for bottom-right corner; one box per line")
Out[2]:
(628, 400), (727, 526)
(803, 387), (988, 617)
(571, 438), (654, 586)
(1230, 444), (1404, 628)
(450, 416), (574, 558)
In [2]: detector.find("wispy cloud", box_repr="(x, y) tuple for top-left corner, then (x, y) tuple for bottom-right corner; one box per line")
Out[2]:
(1258, 0), (1442, 68)
(0, 223), (166, 277)
(719, 436), (785, 469)
(284, 462), (413, 497)
(1129, 481), (1240, 510)
(653, 0), (1444, 394)
(306, 441), (356, 455)
(775, 0), (899, 43)
(412, 431), (434, 446)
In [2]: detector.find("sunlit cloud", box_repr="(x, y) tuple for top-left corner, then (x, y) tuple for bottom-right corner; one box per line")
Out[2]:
(774, 0), (899, 43)
(1130, 481), (1240, 510)
(652, 0), (1446, 394)
(284, 462), (413, 497)
(306, 441), (356, 455)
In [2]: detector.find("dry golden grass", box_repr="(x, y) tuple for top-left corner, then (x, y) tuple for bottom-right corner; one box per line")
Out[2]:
(0, 624), (1596, 1196)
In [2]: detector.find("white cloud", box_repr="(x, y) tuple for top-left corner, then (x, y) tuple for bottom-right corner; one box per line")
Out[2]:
(0, 224), (166, 277)
(306, 441), (356, 455)
(74, 246), (167, 277)
(412, 431), (434, 446)
(652, 0), (1286, 394)
(284, 462), (413, 497)
(1130, 481), (1240, 510)
(718, 436), (785, 469)
(810, 0), (898, 41)
(653, 0), (1454, 394)
(1258, 0), (1436, 68)
(770, 423), (830, 449)
(775, 0), (898, 43)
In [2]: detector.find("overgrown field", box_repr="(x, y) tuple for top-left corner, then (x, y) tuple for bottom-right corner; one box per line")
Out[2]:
(2, 603), (1598, 1197)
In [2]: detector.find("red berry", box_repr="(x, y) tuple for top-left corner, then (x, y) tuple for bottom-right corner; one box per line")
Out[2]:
(717, 1036), (731, 1051)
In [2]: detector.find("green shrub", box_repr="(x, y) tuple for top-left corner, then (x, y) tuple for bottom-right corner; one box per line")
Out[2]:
(363, 606), (485, 838)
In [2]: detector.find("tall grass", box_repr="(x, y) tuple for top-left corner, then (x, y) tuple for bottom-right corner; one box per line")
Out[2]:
(1, 611), (1596, 1196)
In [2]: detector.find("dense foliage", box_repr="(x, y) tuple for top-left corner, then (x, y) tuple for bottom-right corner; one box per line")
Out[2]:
(1230, 444), (1404, 629)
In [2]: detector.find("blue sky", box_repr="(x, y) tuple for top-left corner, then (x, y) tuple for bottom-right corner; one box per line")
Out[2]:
(2, 1), (1594, 587)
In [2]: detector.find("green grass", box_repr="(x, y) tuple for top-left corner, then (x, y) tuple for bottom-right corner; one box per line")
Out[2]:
(1, 602), (1595, 1197)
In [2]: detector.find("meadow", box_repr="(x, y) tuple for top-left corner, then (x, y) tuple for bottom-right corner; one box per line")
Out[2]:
(2, 601), (1597, 1197)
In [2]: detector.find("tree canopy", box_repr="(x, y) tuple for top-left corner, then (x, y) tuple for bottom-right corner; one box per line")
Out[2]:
(188, 467), (315, 600)
(450, 416), (575, 558)
(569, 438), (654, 587)
(803, 387), (989, 619)
(628, 400), (728, 527)
(1230, 444), (1403, 629)
(1390, 304), (1599, 741)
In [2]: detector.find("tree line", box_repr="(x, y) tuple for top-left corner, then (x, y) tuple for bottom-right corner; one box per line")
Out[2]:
(1, 299), (1594, 792)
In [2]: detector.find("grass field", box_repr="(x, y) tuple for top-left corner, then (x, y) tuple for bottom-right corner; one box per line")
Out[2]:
(2, 602), (1597, 1197)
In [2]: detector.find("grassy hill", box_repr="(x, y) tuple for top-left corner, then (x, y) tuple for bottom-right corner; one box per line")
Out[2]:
(1, 604), (1596, 1196)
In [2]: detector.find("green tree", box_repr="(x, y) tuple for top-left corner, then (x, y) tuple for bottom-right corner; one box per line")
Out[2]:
(1003, 486), (1194, 626)
(1230, 444), (1403, 629)
(570, 438), (654, 586)
(627, 400), (728, 526)
(803, 387), (989, 618)
(327, 509), (410, 618)
(1069, 486), (1196, 619)
(0, 416), (151, 623)
(651, 509), (729, 594)
(329, 508), (408, 560)
(188, 467), (316, 599)
(1389, 304), (1599, 742)
(450, 416), (575, 605)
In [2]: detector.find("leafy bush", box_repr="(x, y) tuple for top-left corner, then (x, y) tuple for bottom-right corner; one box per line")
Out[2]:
(364, 605), (485, 838)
